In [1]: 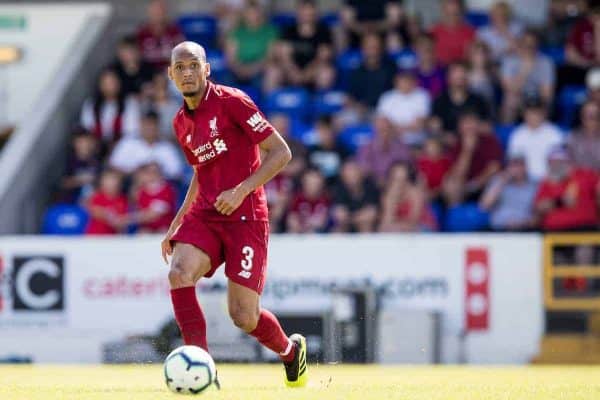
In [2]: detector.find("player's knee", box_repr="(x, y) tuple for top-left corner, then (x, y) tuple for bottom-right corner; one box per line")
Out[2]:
(229, 306), (259, 332)
(168, 263), (196, 289)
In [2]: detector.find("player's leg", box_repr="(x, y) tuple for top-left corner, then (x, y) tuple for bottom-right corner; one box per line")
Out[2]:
(221, 221), (307, 387)
(168, 242), (213, 351)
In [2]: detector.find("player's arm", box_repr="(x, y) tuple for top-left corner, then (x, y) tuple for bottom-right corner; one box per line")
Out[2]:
(161, 170), (198, 263)
(214, 132), (291, 216)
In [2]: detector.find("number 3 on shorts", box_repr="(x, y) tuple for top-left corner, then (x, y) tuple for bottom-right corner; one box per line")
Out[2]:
(238, 245), (254, 279)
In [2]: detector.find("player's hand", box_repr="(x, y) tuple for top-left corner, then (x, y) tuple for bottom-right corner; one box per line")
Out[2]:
(161, 231), (175, 265)
(214, 184), (250, 216)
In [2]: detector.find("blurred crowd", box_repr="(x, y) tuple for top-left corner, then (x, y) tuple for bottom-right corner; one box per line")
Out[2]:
(51, 0), (600, 235)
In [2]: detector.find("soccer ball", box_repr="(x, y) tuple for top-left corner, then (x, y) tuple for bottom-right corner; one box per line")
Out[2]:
(164, 345), (217, 395)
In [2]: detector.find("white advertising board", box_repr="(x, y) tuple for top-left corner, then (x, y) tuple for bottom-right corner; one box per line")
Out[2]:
(0, 234), (543, 364)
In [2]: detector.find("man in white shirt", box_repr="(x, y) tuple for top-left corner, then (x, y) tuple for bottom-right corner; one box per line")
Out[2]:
(376, 68), (431, 146)
(109, 110), (183, 180)
(508, 98), (563, 181)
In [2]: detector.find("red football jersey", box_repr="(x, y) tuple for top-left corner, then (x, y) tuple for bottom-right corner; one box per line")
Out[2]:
(173, 81), (275, 222)
(85, 191), (128, 235)
(136, 181), (177, 232)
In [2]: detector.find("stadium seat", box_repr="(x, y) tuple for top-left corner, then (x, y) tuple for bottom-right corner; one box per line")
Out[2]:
(465, 11), (490, 28)
(494, 124), (517, 151)
(558, 85), (587, 129)
(445, 203), (490, 232)
(178, 14), (217, 48)
(320, 13), (340, 27)
(42, 204), (89, 235)
(542, 46), (565, 66)
(313, 90), (346, 116)
(205, 49), (228, 83)
(336, 49), (363, 89)
(270, 13), (296, 29)
(338, 123), (374, 154)
(389, 49), (418, 69)
(264, 87), (310, 120)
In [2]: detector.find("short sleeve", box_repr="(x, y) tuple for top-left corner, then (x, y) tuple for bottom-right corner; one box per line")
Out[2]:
(172, 119), (197, 165)
(228, 93), (276, 144)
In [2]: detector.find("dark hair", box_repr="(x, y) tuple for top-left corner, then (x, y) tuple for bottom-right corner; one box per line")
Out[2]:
(143, 109), (160, 122)
(118, 34), (137, 48)
(457, 110), (481, 122)
(93, 68), (125, 136)
(447, 61), (469, 72)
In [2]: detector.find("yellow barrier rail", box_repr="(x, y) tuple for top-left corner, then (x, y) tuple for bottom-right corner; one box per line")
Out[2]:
(544, 234), (600, 311)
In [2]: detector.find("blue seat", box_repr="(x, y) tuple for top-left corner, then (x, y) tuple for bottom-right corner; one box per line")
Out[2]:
(178, 14), (217, 47)
(338, 123), (374, 154)
(389, 49), (418, 69)
(206, 49), (228, 83)
(313, 90), (346, 116)
(270, 13), (296, 29)
(558, 85), (587, 129)
(264, 87), (310, 120)
(542, 46), (565, 66)
(42, 204), (89, 235)
(320, 13), (340, 27)
(445, 203), (490, 232)
(465, 11), (489, 28)
(494, 124), (516, 151)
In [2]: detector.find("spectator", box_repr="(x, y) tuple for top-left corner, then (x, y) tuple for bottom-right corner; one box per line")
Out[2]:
(112, 35), (154, 97)
(379, 162), (437, 232)
(564, 2), (600, 83)
(430, 62), (492, 140)
(270, 0), (334, 89)
(59, 130), (101, 203)
(480, 153), (538, 231)
(430, 0), (476, 65)
(535, 148), (600, 231)
(341, 0), (402, 49)
(146, 73), (180, 139)
(307, 116), (349, 181)
(586, 67), (600, 108)
(287, 168), (331, 233)
(270, 113), (307, 177)
(414, 33), (446, 98)
(109, 110), (183, 181)
(500, 29), (555, 123)
(130, 162), (177, 233)
(136, 0), (184, 72)
(331, 159), (379, 232)
(376, 68), (430, 146)
(568, 101), (600, 170)
(545, 0), (586, 49)
(477, 1), (523, 61)
(416, 135), (452, 199)
(444, 112), (503, 206)
(384, 0), (415, 53)
(85, 168), (128, 235)
(348, 32), (396, 110)
(467, 41), (497, 107)
(80, 69), (141, 150)
(508, 99), (563, 181)
(225, 1), (278, 87)
(356, 114), (411, 187)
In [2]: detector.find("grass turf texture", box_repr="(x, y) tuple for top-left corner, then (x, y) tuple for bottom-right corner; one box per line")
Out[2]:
(1, 364), (600, 399)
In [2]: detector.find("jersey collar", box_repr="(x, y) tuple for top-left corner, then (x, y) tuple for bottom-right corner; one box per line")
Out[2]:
(183, 80), (213, 115)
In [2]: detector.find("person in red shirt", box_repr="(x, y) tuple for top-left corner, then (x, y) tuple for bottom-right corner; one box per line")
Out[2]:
(535, 148), (600, 231)
(136, 0), (185, 72)
(130, 162), (177, 233)
(379, 162), (437, 232)
(443, 112), (503, 206)
(565, 4), (600, 71)
(416, 136), (452, 199)
(85, 168), (128, 235)
(162, 42), (307, 386)
(287, 168), (331, 233)
(430, 0), (476, 65)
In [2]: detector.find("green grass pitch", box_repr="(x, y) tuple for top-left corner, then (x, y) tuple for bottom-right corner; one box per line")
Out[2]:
(1, 364), (600, 399)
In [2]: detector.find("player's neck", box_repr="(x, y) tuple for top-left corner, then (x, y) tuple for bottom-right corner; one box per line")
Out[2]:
(184, 82), (209, 111)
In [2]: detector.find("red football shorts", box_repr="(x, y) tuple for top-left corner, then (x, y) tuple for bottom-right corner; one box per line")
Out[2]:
(170, 214), (269, 294)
